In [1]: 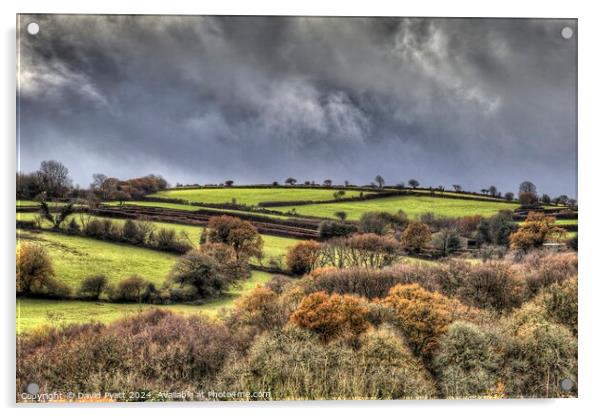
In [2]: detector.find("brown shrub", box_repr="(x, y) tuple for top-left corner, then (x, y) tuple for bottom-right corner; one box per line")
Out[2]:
(306, 264), (438, 299)
(16, 243), (70, 298)
(290, 291), (371, 342)
(286, 240), (322, 275)
(516, 251), (577, 296)
(400, 222), (431, 254)
(17, 310), (234, 397)
(457, 262), (525, 311)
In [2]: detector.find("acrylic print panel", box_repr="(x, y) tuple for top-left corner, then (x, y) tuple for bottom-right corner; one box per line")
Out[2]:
(16, 14), (577, 402)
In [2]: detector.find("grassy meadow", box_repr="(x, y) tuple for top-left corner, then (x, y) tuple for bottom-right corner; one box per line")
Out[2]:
(149, 187), (371, 205)
(274, 195), (519, 220)
(17, 212), (297, 261)
(17, 270), (274, 334)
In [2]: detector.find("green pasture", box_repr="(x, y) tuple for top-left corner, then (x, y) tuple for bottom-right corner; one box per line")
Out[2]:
(149, 187), (371, 205)
(17, 212), (296, 263)
(17, 230), (177, 288)
(16, 270), (274, 334)
(275, 195), (519, 220)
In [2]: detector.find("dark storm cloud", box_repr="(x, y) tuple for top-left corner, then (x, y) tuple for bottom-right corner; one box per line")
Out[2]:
(17, 15), (577, 197)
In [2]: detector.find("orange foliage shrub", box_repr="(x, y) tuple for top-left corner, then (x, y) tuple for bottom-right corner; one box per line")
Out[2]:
(382, 284), (458, 357)
(290, 291), (370, 342)
(510, 212), (566, 250)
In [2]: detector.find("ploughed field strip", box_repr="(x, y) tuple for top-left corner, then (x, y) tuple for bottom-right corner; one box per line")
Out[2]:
(92, 204), (321, 239)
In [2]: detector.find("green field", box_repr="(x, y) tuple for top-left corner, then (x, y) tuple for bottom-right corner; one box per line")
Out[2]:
(17, 230), (178, 288)
(149, 187), (371, 205)
(17, 213), (297, 263)
(17, 270), (274, 334)
(274, 195), (519, 220)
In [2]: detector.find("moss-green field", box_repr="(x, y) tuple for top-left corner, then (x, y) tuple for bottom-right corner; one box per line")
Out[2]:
(17, 230), (178, 287)
(274, 195), (519, 220)
(149, 187), (371, 205)
(17, 213), (296, 262)
(17, 270), (273, 334)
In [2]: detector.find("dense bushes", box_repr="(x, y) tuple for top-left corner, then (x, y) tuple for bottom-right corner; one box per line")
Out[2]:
(17, 310), (234, 396)
(318, 220), (357, 239)
(80, 216), (193, 253)
(358, 211), (408, 235)
(433, 321), (501, 398)
(16, 243), (70, 298)
(166, 247), (250, 300)
(501, 304), (577, 397)
(217, 326), (436, 400)
(78, 275), (108, 300)
(16, 230), (578, 400)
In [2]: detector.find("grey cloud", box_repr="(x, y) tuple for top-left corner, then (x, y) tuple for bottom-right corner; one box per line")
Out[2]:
(17, 15), (576, 197)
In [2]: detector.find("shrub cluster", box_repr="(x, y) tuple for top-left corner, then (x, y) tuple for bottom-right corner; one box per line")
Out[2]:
(80, 217), (193, 254)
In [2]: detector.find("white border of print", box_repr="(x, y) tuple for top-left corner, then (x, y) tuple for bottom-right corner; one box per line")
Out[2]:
(1, 0), (600, 415)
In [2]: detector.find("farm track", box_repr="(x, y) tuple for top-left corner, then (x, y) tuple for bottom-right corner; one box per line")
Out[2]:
(91, 206), (321, 239)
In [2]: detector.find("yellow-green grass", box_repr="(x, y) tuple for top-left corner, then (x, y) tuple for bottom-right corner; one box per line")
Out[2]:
(16, 271), (273, 334)
(17, 212), (297, 263)
(16, 200), (70, 208)
(275, 195), (519, 220)
(17, 230), (177, 288)
(149, 187), (371, 206)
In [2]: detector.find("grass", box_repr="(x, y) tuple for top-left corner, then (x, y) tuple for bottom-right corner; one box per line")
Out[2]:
(17, 230), (177, 288)
(275, 195), (519, 220)
(149, 187), (371, 205)
(17, 213), (297, 264)
(16, 271), (273, 334)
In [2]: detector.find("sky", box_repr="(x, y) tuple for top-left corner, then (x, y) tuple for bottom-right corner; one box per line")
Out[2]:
(17, 15), (577, 198)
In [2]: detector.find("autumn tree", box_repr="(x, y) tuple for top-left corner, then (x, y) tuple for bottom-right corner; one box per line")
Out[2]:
(400, 222), (431, 254)
(510, 212), (566, 251)
(17, 243), (70, 297)
(286, 240), (322, 275)
(206, 215), (263, 260)
(290, 291), (370, 342)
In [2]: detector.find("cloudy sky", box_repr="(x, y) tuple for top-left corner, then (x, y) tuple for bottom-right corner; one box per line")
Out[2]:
(17, 15), (577, 197)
